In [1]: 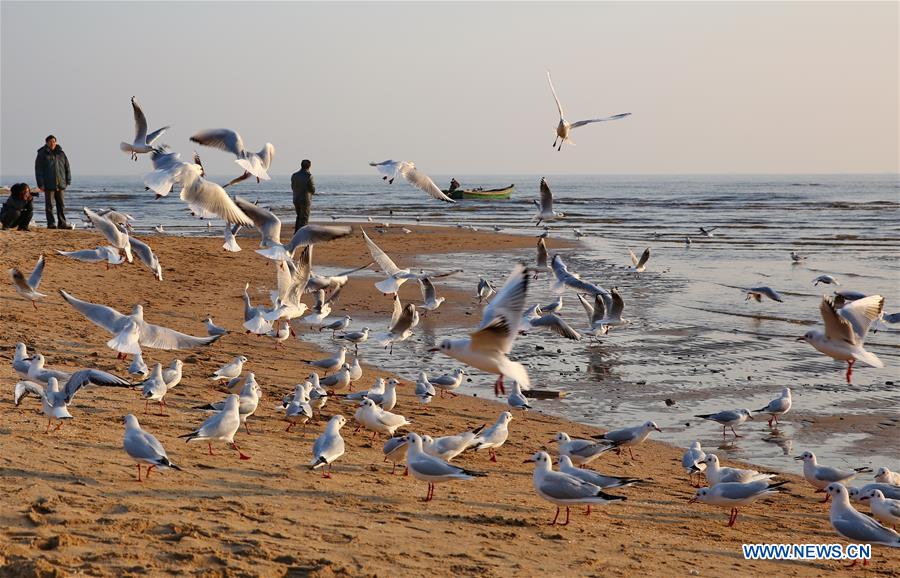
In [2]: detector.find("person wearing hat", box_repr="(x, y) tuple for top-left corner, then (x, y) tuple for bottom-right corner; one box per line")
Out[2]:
(34, 134), (71, 229)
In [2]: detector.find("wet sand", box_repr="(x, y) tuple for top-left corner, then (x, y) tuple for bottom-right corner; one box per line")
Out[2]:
(1, 226), (898, 577)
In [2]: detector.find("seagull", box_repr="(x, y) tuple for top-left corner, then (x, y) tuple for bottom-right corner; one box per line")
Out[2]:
(694, 409), (753, 438)
(535, 237), (549, 276)
(303, 347), (347, 376)
(153, 224), (165, 233)
(56, 246), (123, 267)
(422, 425), (485, 461)
(627, 248), (651, 273)
(122, 414), (182, 482)
(507, 380), (532, 413)
(429, 368), (466, 398)
(690, 480), (789, 527)
(525, 451), (626, 525)
(223, 224), (242, 252)
(320, 363), (352, 391)
(212, 356), (247, 381)
(798, 295), (884, 382)
(859, 489), (900, 530)
(702, 454), (774, 486)
(129, 236), (163, 281)
(9, 255), (46, 309)
(850, 484), (900, 503)
(415, 371), (436, 406)
(825, 483), (900, 556)
(344, 377), (385, 403)
(242, 283), (273, 335)
(813, 274), (840, 286)
(337, 327), (370, 355)
(83, 208), (134, 263)
(197, 373), (261, 434)
(476, 277), (495, 304)
(790, 251), (806, 263)
(376, 303), (418, 354)
(320, 315), (352, 337)
(233, 195), (282, 250)
(368, 160), (454, 203)
(204, 316), (228, 336)
(369, 378), (399, 411)
(162, 359), (183, 389)
(141, 363), (170, 416)
(128, 351), (150, 378)
(590, 421), (661, 460)
(403, 432), (486, 502)
(60, 290), (221, 358)
(354, 398), (410, 440)
(550, 254), (610, 298)
(22, 353), (71, 384)
(418, 276), (445, 314)
(432, 264), (530, 395)
(756, 387), (792, 427)
(12, 343), (33, 378)
(546, 70), (631, 151)
(533, 177), (563, 226)
(746, 286), (784, 303)
(471, 411), (513, 462)
(552, 432), (613, 467)
(795, 451), (871, 502)
(362, 229), (417, 294)
(283, 383), (313, 433)
(311, 414), (347, 477)
(175, 162), (254, 225)
(521, 305), (582, 341)
(119, 97), (169, 161)
(142, 147), (189, 197)
(383, 436), (409, 475)
(698, 227), (717, 238)
(573, 228), (586, 238)
(875, 467), (900, 486)
(682, 441), (707, 487)
(179, 394), (250, 460)
(15, 370), (130, 433)
(684, 236), (692, 248)
(190, 128), (274, 182)
(578, 287), (628, 335)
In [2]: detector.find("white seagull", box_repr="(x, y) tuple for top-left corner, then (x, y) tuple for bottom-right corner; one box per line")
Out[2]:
(310, 415), (347, 477)
(83, 208), (133, 263)
(9, 254), (46, 308)
(179, 394), (250, 460)
(533, 177), (563, 226)
(15, 370), (130, 433)
(122, 414), (182, 482)
(546, 70), (631, 151)
(403, 432), (486, 502)
(826, 483), (900, 554)
(471, 411), (513, 462)
(690, 479), (788, 527)
(627, 248), (651, 273)
(119, 97), (169, 160)
(190, 128), (274, 182)
(756, 387), (792, 427)
(368, 160), (454, 203)
(795, 451), (871, 502)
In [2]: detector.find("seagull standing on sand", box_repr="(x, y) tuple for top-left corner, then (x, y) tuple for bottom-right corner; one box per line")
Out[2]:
(756, 387), (792, 427)
(430, 368), (466, 398)
(690, 480), (789, 527)
(304, 347), (347, 376)
(179, 394), (250, 460)
(205, 316), (228, 336)
(795, 451), (872, 502)
(311, 415), (347, 477)
(471, 411), (513, 462)
(798, 295), (884, 383)
(702, 454), (774, 486)
(128, 351), (150, 378)
(860, 490), (900, 530)
(557, 456), (642, 490)
(212, 356), (247, 381)
(9, 255), (46, 308)
(546, 70), (631, 151)
(404, 432), (486, 502)
(432, 264), (530, 395)
(122, 414), (181, 482)
(141, 363), (170, 416)
(422, 425), (485, 461)
(383, 436), (409, 475)
(284, 383), (313, 433)
(119, 97), (169, 160)
(875, 467), (900, 486)
(682, 441), (707, 487)
(694, 409), (753, 438)
(525, 451), (626, 525)
(825, 483), (900, 560)
(552, 432), (612, 467)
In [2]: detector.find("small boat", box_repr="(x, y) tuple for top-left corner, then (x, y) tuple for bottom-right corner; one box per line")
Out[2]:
(444, 184), (514, 201)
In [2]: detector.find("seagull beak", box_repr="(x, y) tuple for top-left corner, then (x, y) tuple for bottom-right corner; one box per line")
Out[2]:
(522, 458), (535, 463)
(795, 336), (805, 342)
(427, 348), (439, 352)
(654, 427), (662, 433)
(688, 497), (697, 504)
(793, 456), (803, 460)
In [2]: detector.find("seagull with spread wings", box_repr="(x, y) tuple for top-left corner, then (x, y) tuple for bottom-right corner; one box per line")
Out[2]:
(9, 254), (46, 309)
(190, 128), (274, 183)
(119, 97), (169, 161)
(369, 160), (454, 203)
(546, 70), (631, 151)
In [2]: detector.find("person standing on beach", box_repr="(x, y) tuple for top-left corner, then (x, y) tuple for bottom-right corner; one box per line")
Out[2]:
(34, 135), (71, 229)
(291, 159), (315, 231)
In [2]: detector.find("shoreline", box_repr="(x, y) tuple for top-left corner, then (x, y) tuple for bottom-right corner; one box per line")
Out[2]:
(1, 226), (898, 576)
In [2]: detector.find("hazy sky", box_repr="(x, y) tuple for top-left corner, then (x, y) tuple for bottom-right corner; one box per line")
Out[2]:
(1, 1), (897, 177)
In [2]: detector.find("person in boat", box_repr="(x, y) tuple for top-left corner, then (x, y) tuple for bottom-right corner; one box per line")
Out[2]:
(448, 178), (460, 192)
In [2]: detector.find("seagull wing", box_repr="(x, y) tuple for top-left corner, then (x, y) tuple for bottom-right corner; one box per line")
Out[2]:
(362, 229), (402, 276)
(28, 255), (45, 290)
(59, 290), (127, 334)
(569, 113), (632, 129)
(234, 195), (282, 246)
(369, 160), (401, 181)
(144, 126), (170, 146)
(531, 313), (581, 340)
(577, 293), (595, 322)
(63, 369), (131, 404)
(399, 163), (455, 203)
(390, 303), (416, 334)
(130, 97), (148, 143)
(14, 381), (45, 405)
(189, 128), (245, 158)
(286, 224), (353, 253)
(179, 173), (254, 225)
(637, 248), (651, 269)
(139, 321), (222, 350)
(819, 298), (859, 344)
(539, 180), (553, 212)
(609, 288), (625, 319)
(837, 294), (884, 342)
(419, 276), (437, 304)
(546, 70), (564, 119)
(128, 236), (160, 278)
(84, 208), (128, 247)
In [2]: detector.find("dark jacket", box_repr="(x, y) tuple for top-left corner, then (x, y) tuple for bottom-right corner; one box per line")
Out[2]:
(35, 145), (71, 191)
(291, 169), (316, 205)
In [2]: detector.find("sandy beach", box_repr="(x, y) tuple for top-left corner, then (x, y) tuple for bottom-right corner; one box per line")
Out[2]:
(1, 226), (898, 577)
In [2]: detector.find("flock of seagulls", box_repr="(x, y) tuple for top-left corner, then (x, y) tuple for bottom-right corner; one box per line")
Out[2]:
(4, 82), (899, 566)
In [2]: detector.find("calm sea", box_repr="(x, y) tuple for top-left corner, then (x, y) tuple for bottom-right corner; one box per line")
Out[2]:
(5, 172), (899, 472)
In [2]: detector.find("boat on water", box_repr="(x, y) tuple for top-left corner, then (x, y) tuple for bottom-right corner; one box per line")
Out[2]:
(444, 184), (515, 200)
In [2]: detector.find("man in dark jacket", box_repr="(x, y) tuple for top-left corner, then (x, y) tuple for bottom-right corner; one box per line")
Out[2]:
(1, 183), (35, 231)
(34, 134), (71, 229)
(291, 159), (316, 231)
